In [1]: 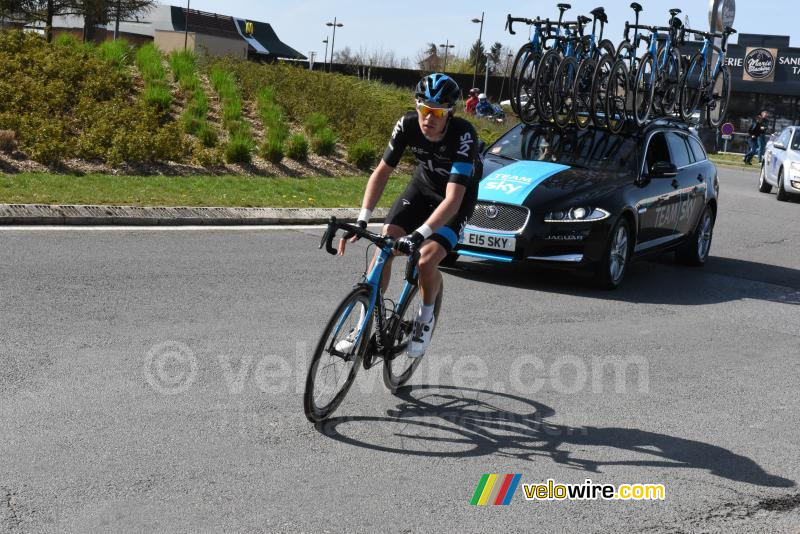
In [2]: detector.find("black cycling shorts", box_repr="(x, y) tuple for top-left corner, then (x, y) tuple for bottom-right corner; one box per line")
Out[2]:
(384, 180), (477, 252)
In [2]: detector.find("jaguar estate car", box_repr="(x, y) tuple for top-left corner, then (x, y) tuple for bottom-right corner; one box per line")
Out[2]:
(454, 120), (720, 288)
(760, 125), (800, 201)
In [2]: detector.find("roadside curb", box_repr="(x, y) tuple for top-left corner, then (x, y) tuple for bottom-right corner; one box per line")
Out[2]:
(0, 205), (389, 226)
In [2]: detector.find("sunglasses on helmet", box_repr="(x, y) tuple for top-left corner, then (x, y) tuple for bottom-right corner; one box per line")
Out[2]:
(416, 101), (452, 119)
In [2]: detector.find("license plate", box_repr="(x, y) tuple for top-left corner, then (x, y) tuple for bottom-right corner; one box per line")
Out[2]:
(461, 231), (516, 252)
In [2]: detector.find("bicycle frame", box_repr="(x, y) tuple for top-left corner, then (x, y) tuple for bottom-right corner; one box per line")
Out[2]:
(699, 36), (725, 82)
(329, 242), (417, 354)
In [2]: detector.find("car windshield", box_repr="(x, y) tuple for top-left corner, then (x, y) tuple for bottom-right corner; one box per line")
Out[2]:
(486, 124), (638, 174)
(792, 131), (800, 151)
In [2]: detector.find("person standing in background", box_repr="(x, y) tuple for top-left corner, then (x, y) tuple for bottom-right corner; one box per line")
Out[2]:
(744, 111), (768, 165)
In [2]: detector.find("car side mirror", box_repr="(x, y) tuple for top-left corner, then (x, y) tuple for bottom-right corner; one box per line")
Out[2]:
(477, 140), (487, 154)
(650, 161), (678, 178)
(774, 142), (787, 150)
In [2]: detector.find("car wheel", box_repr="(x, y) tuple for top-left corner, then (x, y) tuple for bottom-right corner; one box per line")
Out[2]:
(776, 168), (790, 202)
(594, 218), (630, 289)
(758, 164), (772, 193)
(677, 205), (714, 266)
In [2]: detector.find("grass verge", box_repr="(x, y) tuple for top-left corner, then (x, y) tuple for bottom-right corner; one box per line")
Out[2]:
(709, 152), (758, 170)
(0, 174), (410, 208)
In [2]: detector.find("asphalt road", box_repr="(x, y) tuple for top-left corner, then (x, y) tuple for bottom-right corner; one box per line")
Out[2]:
(1, 167), (799, 533)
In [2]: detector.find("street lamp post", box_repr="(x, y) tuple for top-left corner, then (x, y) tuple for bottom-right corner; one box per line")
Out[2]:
(183, 0), (190, 51)
(484, 53), (490, 96)
(470, 12), (484, 90)
(439, 40), (454, 72)
(322, 37), (329, 71)
(325, 17), (343, 73)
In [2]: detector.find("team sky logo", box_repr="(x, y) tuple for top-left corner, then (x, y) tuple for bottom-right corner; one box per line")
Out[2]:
(391, 118), (404, 140)
(744, 47), (777, 81)
(457, 132), (473, 157)
(470, 474), (522, 506)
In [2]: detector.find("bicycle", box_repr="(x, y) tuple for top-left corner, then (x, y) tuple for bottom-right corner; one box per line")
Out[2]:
(604, 2), (646, 133)
(303, 217), (443, 423)
(630, 9), (684, 126)
(506, 14), (555, 119)
(516, 3), (575, 125)
(678, 25), (737, 128)
(553, 7), (615, 129)
(533, 11), (583, 124)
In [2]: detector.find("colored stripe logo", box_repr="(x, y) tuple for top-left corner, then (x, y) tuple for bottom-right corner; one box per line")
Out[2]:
(470, 474), (522, 505)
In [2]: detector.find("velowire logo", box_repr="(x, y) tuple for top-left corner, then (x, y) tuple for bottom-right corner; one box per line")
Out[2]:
(469, 474), (522, 506)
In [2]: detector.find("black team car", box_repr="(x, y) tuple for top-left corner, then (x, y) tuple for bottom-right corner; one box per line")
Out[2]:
(454, 120), (719, 288)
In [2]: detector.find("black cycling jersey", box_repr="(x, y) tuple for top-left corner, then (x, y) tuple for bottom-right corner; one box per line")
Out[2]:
(383, 112), (479, 199)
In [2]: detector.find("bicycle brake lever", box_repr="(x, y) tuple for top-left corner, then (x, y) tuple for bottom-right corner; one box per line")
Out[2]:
(506, 14), (515, 35)
(319, 217), (338, 255)
(404, 250), (421, 285)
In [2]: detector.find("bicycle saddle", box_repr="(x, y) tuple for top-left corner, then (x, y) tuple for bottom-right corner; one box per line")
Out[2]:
(597, 12), (608, 24)
(578, 15), (591, 25)
(630, 2), (643, 13)
(725, 26), (737, 34)
(590, 7), (605, 17)
(669, 8), (682, 16)
(557, 3), (572, 11)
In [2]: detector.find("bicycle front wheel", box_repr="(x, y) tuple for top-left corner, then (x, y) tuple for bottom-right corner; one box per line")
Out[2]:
(574, 57), (596, 130)
(553, 56), (579, 128)
(509, 44), (534, 116)
(632, 52), (655, 126)
(304, 286), (372, 423)
(383, 282), (443, 391)
(606, 60), (629, 134)
(535, 50), (562, 123)
(517, 50), (542, 124)
(679, 53), (705, 122)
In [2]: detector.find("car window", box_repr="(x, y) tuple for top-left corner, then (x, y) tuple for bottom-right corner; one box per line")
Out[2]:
(777, 128), (792, 148)
(488, 124), (637, 174)
(645, 132), (671, 172)
(792, 130), (800, 151)
(666, 132), (692, 168)
(688, 136), (707, 162)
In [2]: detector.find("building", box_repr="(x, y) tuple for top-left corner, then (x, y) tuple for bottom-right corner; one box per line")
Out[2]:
(48, 5), (305, 61)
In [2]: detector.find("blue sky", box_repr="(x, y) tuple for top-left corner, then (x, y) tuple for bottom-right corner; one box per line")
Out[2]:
(175, 1), (796, 63)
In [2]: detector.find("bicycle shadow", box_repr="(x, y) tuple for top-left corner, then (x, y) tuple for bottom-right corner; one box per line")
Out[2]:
(316, 384), (794, 488)
(440, 255), (800, 306)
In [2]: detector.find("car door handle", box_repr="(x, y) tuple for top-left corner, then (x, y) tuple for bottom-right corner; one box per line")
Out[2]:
(671, 179), (680, 189)
(658, 195), (669, 201)
(696, 174), (704, 182)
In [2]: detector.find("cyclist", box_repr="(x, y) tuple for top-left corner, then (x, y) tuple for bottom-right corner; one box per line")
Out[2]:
(475, 93), (493, 117)
(337, 73), (480, 358)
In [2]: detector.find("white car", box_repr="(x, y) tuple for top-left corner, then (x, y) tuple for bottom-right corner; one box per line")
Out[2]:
(760, 125), (800, 201)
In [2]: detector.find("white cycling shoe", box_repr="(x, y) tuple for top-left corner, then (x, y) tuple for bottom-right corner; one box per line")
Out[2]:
(334, 329), (359, 354)
(407, 316), (435, 358)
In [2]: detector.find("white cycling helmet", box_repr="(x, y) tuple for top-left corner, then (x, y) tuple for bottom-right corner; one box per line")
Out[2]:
(478, 93), (487, 100)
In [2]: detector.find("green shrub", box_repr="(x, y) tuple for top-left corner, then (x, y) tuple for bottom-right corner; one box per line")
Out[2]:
(261, 134), (284, 163)
(347, 138), (377, 171)
(256, 87), (276, 110)
(168, 50), (197, 83)
(54, 33), (80, 48)
(304, 112), (328, 136)
(285, 134), (308, 161)
(97, 39), (132, 67)
(142, 85), (171, 111)
(197, 123), (218, 147)
(312, 127), (337, 156)
(224, 127), (254, 164)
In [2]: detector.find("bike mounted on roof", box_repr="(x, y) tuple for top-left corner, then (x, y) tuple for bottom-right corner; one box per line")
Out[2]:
(506, 2), (736, 131)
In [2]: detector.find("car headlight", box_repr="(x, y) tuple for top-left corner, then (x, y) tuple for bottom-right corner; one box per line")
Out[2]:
(790, 162), (800, 171)
(545, 207), (610, 223)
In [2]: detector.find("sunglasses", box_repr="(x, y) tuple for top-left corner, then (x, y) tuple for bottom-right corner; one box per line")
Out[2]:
(416, 102), (452, 119)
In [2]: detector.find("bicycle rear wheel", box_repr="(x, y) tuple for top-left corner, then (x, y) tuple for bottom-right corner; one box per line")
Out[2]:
(304, 286), (372, 423)
(707, 64), (731, 128)
(383, 282), (443, 391)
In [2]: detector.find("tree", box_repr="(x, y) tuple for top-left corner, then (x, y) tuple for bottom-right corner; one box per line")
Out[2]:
(467, 39), (486, 74)
(11, 0), (75, 42)
(488, 41), (503, 74)
(74, 0), (156, 42)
